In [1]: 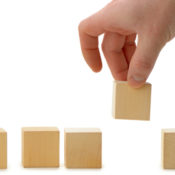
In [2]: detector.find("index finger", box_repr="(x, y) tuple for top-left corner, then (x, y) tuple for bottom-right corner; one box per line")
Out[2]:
(78, 12), (105, 72)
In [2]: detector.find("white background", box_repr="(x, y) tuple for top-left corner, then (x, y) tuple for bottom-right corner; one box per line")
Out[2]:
(0, 0), (175, 174)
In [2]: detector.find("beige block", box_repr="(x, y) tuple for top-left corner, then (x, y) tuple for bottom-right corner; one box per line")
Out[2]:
(0, 128), (7, 169)
(162, 129), (175, 169)
(22, 127), (59, 168)
(64, 128), (102, 168)
(112, 81), (151, 120)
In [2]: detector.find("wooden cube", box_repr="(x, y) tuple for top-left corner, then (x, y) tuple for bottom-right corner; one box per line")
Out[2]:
(0, 129), (7, 169)
(64, 128), (102, 168)
(112, 81), (151, 120)
(22, 127), (59, 168)
(162, 129), (175, 169)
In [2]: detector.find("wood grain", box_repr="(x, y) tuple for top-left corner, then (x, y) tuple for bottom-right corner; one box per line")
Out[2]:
(64, 128), (102, 168)
(112, 81), (151, 120)
(22, 127), (59, 168)
(0, 128), (7, 169)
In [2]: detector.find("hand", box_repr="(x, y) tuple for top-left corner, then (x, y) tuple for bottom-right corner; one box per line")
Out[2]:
(79, 0), (175, 87)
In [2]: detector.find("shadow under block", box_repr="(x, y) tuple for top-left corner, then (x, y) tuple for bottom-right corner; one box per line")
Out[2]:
(0, 129), (7, 169)
(64, 128), (102, 168)
(22, 127), (60, 168)
(162, 129), (175, 169)
(112, 81), (151, 120)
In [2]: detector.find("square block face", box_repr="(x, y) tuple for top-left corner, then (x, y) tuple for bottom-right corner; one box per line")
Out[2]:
(113, 81), (151, 120)
(0, 129), (7, 169)
(162, 129), (175, 169)
(64, 128), (102, 168)
(22, 127), (59, 168)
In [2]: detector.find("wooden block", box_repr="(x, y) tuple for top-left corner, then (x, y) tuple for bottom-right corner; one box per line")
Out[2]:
(22, 127), (59, 168)
(162, 129), (175, 169)
(0, 128), (7, 169)
(112, 81), (151, 120)
(64, 128), (102, 168)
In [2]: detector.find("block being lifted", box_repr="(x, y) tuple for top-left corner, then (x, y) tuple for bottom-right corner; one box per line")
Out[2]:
(0, 128), (7, 169)
(112, 81), (151, 120)
(64, 128), (102, 168)
(22, 127), (60, 168)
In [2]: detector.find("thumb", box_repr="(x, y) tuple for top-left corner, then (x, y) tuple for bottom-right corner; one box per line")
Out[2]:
(127, 33), (166, 88)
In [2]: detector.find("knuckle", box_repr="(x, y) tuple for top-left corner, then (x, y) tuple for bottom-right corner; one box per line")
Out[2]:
(78, 20), (87, 33)
(134, 59), (153, 71)
(78, 21), (84, 32)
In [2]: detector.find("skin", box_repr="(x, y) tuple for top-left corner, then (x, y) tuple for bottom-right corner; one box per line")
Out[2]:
(79, 0), (175, 88)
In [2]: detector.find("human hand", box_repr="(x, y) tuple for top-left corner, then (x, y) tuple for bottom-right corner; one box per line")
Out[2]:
(79, 0), (175, 87)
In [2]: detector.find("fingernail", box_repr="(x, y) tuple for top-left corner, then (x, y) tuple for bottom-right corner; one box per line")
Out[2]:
(132, 75), (145, 82)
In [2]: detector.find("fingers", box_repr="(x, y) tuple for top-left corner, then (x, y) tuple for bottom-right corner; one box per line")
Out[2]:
(123, 34), (136, 64)
(127, 33), (165, 88)
(78, 12), (105, 72)
(102, 32), (128, 80)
